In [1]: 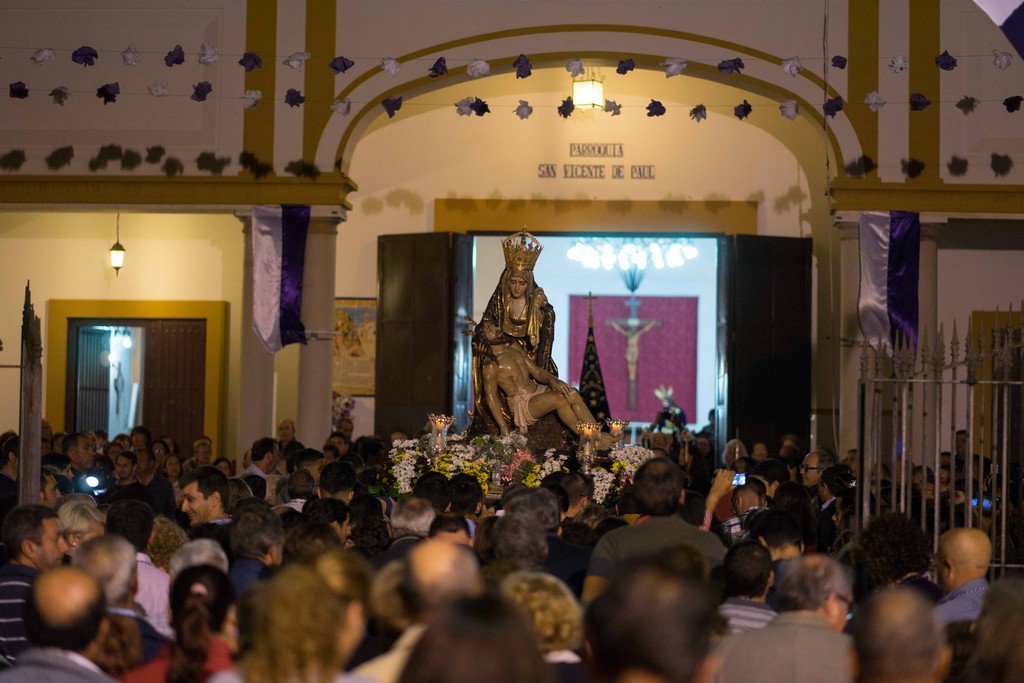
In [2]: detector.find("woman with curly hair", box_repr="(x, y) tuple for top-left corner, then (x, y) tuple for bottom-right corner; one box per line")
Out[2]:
(501, 571), (584, 683)
(857, 511), (942, 602)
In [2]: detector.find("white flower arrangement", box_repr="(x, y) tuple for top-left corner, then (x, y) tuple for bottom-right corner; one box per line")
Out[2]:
(583, 444), (658, 505)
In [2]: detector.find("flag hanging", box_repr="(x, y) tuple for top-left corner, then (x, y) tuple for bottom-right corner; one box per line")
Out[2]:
(252, 205), (311, 353)
(974, 0), (1024, 58)
(858, 211), (921, 355)
(578, 299), (612, 424)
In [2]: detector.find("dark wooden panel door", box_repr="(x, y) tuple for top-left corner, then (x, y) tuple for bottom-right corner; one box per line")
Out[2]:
(143, 320), (206, 457)
(73, 328), (110, 432)
(718, 235), (812, 457)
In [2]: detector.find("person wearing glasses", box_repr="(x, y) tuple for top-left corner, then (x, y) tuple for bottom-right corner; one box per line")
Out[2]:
(800, 449), (836, 506)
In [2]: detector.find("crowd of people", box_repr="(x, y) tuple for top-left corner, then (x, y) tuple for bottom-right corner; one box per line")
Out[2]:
(0, 418), (1020, 683)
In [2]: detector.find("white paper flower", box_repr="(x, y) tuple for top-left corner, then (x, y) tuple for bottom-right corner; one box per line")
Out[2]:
(993, 50), (1012, 70)
(283, 51), (311, 70)
(514, 99), (533, 119)
(467, 58), (490, 78)
(864, 91), (887, 112)
(31, 48), (55, 65)
(779, 100), (799, 120)
(781, 56), (803, 77)
(566, 58), (584, 77)
(381, 57), (400, 75)
(604, 99), (622, 116)
(147, 80), (169, 97)
(331, 98), (351, 115)
(455, 96), (474, 116)
(662, 57), (688, 78)
(242, 89), (262, 109)
(199, 43), (219, 65)
(888, 55), (909, 73)
(121, 46), (142, 66)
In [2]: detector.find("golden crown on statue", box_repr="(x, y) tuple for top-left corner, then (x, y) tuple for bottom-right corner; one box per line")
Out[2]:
(502, 227), (543, 272)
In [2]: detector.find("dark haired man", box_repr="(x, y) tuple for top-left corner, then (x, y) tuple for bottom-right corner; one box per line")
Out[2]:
(179, 466), (230, 529)
(64, 432), (97, 495)
(134, 447), (176, 518)
(0, 437), (18, 497)
(106, 500), (171, 638)
(718, 541), (776, 633)
(319, 461), (357, 503)
(229, 504), (284, 595)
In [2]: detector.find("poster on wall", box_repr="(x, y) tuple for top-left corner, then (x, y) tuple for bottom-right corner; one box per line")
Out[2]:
(333, 298), (376, 396)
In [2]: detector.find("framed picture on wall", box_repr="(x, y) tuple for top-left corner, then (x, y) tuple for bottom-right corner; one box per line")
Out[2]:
(333, 298), (377, 396)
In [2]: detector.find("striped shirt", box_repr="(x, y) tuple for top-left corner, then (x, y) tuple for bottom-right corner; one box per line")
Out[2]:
(0, 563), (39, 663)
(718, 597), (777, 634)
(936, 578), (988, 624)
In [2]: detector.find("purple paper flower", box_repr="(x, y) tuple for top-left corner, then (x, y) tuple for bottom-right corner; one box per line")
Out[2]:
(191, 81), (213, 102)
(72, 46), (99, 66)
(96, 82), (119, 104)
(330, 56), (355, 74)
(469, 98), (490, 116)
(909, 93), (931, 111)
(718, 58), (745, 74)
(557, 96), (574, 118)
(823, 96), (844, 118)
(689, 104), (707, 122)
(646, 99), (666, 117)
(513, 54), (532, 79)
(428, 57), (447, 77)
(239, 52), (262, 72)
(285, 88), (305, 107)
(831, 55), (847, 69)
(9, 82), (28, 99)
(734, 99), (752, 120)
(616, 58), (636, 75)
(935, 50), (958, 71)
(382, 96), (403, 118)
(165, 45), (185, 67)
(1003, 95), (1023, 112)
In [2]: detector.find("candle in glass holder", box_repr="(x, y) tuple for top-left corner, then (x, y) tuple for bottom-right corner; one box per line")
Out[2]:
(427, 414), (455, 450)
(605, 419), (630, 449)
(576, 421), (600, 462)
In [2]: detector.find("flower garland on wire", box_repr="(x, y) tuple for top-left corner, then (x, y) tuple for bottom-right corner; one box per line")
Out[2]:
(583, 444), (658, 505)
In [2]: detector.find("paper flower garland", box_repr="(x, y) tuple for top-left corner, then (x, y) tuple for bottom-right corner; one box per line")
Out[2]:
(689, 104), (707, 122)
(902, 158), (925, 178)
(283, 52), (311, 70)
(31, 48), (55, 65)
(617, 58), (636, 75)
(242, 90), (262, 108)
(381, 58), (400, 75)
(97, 82), (119, 104)
(605, 100), (622, 116)
(831, 55), (847, 69)
(148, 80), (169, 97)
(330, 56), (355, 74)
(285, 89), (304, 107)
(145, 146), (165, 164)
(469, 98), (490, 116)
(557, 96), (574, 118)
(9, 82), (28, 99)
(165, 45), (185, 67)
(45, 146), (74, 170)
(566, 58), (584, 77)
(734, 100), (752, 119)
(991, 153), (1013, 177)
(662, 57), (687, 77)
(191, 81), (213, 102)
(0, 151), (27, 171)
(285, 160), (320, 180)
(121, 46), (141, 66)
(239, 52), (262, 71)
(50, 87), (70, 105)
(955, 96), (979, 114)
(514, 54), (533, 79)
(888, 55), (908, 73)
(514, 100), (532, 119)
(1004, 96), (1023, 112)
(935, 51), (957, 71)
(947, 156), (968, 176)
(909, 93), (930, 111)
(455, 97), (473, 116)
(823, 96), (843, 118)
(196, 152), (230, 175)
(382, 96), (402, 118)
(162, 158), (184, 177)
(72, 46), (98, 66)
(199, 44), (219, 65)
(331, 98), (351, 115)
(718, 58), (745, 74)
(779, 100), (799, 120)
(993, 50), (1012, 69)
(864, 92), (886, 112)
(467, 59), (490, 78)
(781, 56), (803, 76)
(646, 99), (666, 116)
(428, 57), (447, 77)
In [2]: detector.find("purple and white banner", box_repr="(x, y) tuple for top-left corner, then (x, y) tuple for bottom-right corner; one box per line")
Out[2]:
(974, 0), (1024, 57)
(858, 211), (921, 355)
(252, 205), (310, 353)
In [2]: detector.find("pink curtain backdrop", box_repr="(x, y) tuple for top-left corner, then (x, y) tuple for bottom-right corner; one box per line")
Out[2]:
(568, 295), (698, 423)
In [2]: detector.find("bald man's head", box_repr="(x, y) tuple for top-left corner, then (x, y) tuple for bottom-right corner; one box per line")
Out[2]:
(937, 528), (992, 593)
(24, 567), (107, 654)
(405, 539), (482, 620)
(855, 589), (950, 683)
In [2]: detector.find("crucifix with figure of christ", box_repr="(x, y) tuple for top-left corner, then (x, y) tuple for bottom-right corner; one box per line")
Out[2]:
(605, 296), (661, 411)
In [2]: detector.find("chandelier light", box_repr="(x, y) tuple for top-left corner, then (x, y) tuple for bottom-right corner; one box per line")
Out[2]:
(110, 213), (125, 276)
(566, 238), (700, 292)
(572, 72), (604, 110)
